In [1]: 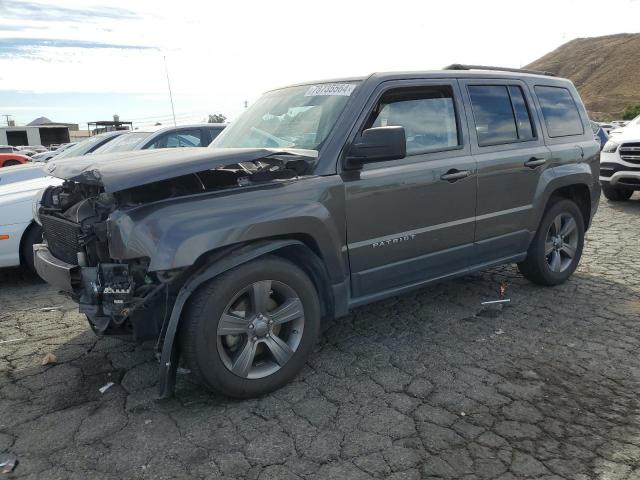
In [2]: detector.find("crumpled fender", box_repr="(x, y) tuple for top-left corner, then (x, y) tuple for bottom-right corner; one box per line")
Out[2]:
(107, 176), (348, 282)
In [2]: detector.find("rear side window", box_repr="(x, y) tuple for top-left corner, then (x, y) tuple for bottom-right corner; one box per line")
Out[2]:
(367, 85), (459, 155)
(147, 129), (204, 149)
(208, 127), (224, 143)
(534, 86), (584, 137)
(468, 85), (536, 146)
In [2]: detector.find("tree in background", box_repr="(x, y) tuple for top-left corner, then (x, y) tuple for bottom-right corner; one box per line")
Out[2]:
(208, 114), (227, 123)
(622, 104), (640, 120)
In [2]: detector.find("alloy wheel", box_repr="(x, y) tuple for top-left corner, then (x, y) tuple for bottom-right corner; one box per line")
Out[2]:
(545, 213), (579, 273)
(216, 280), (305, 379)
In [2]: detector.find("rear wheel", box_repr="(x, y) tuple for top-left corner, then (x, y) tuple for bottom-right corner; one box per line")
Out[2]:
(180, 256), (320, 398)
(602, 185), (633, 202)
(518, 199), (584, 286)
(3, 160), (21, 167)
(21, 224), (43, 274)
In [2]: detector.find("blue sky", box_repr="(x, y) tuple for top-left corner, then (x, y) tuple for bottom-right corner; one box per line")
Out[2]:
(1, 0), (639, 129)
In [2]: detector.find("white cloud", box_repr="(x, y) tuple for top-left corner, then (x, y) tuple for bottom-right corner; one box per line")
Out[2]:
(1, 0), (639, 123)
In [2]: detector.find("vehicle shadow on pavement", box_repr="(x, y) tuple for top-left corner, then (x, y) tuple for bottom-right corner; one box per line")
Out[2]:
(2, 262), (640, 478)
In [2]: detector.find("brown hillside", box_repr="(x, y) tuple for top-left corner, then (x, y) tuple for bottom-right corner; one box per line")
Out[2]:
(526, 33), (640, 120)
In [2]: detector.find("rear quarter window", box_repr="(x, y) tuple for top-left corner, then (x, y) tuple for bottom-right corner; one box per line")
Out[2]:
(534, 86), (584, 138)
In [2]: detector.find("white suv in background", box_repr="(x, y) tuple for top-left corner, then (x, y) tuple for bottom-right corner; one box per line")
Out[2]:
(600, 120), (640, 201)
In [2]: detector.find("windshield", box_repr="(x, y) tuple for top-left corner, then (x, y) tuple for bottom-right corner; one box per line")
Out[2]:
(55, 134), (116, 160)
(212, 82), (358, 150)
(92, 132), (149, 154)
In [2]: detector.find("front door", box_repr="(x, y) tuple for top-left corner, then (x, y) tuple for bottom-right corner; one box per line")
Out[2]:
(343, 80), (477, 301)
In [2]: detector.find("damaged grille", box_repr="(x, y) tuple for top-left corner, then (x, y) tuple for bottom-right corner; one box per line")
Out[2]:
(40, 214), (82, 265)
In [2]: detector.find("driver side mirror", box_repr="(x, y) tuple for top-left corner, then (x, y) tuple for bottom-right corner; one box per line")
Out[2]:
(344, 126), (406, 170)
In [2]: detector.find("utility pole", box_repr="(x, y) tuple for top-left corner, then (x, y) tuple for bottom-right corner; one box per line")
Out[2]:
(163, 56), (177, 127)
(1, 114), (12, 126)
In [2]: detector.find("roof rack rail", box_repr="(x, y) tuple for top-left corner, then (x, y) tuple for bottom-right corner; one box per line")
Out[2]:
(443, 64), (556, 77)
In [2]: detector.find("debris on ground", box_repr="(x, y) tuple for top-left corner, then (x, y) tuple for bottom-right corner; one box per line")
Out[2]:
(0, 453), (18, 475)
(177, 367), (191, 375)
(481, 299), (511, 305)
(41, 353), (57, 366)
(0, 338), (26, 345)
(495, 329), (505, 335)
(499, 281), (508, 298)
(40, 306), (62, 312)
(99, 382), (115, 394)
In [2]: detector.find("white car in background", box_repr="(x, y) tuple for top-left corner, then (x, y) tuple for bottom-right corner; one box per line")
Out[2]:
(600, 121), (640, 201)
(0, 176), (62, 271)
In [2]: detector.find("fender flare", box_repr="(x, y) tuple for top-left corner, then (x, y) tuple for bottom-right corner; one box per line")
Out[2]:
(157, 238), (306, 398)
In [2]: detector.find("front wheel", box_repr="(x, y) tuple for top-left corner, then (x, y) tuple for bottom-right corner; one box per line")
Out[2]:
(21, 224), (43, 274)
(179, 256), (320, 398)
(602, 185), (633, 202)
(518, 199), (585, 286)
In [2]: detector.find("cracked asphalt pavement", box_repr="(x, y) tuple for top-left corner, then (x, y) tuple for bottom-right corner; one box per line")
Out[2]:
(2, 195), (640, 479)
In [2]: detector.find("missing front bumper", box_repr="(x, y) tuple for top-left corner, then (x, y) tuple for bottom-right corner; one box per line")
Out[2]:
(33, 243), (79, 292)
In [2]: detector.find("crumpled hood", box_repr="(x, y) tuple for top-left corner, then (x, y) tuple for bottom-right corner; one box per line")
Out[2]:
(45, 147), (317, 193)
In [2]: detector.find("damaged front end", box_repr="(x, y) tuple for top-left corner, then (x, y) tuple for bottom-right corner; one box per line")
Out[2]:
(34, 149), (315, 342)
(34, 180), (172, 339)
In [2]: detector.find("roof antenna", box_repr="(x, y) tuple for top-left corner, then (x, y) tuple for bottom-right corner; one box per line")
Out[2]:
(163, 55), (177, 127)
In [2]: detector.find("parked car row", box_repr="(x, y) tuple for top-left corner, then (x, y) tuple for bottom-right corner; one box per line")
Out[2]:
(31, 142), (77, 163)
(598, 120), (628, 135)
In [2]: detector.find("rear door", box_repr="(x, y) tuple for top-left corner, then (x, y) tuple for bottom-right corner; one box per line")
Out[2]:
(459, 79), (551, 265)
(344, 79), (477, 300)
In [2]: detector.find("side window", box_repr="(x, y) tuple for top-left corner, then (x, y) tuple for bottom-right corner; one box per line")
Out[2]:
(208, 127), (224, 143)
(534, 86), (584, 137)
(166, 129), (203, 148)
(468, 85), (536, 146)
(508, 86), (535, 141)
(147, 129), (203, 149)
(367, 86), (459, 155)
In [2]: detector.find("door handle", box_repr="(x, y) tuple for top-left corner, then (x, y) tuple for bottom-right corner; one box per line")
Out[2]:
(440, 169), (471, 182)
(524, 157), (547, 168)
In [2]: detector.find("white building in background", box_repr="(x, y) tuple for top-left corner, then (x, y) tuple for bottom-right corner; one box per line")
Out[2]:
(0, 123), (72, 147)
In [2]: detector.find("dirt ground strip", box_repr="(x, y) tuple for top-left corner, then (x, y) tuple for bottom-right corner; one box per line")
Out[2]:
(1, 194), (640, 480)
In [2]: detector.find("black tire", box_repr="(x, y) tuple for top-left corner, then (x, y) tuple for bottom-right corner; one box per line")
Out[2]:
(3, 160), (21, 167)
(21, 224), (43, 274)
(179, 256), (321, 398)
(518, 198), (584, 286)
(602, 185), (633, 202)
